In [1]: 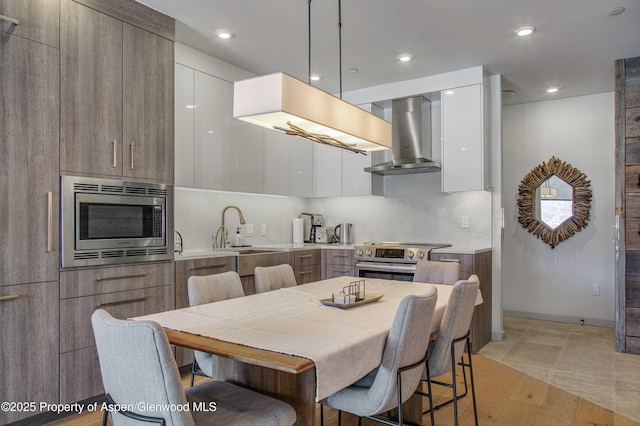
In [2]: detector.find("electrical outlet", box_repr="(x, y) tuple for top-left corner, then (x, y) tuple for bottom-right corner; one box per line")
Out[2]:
(461, 216), (469, 228)
(245, 224), (254, 237)
(592, 284), (600, 296)
(261, 223), (267, 236)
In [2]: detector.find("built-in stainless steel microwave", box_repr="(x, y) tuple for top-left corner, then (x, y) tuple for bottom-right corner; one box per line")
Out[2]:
(61, 175), (173, 268)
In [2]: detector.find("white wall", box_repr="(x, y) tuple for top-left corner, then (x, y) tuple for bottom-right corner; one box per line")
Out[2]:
(502, 92), (615, 326)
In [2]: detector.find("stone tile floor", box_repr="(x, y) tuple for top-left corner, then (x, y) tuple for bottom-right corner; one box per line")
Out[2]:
(479, 316), (640, 423)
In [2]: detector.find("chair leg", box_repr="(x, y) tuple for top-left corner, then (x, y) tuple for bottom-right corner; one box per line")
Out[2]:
(466, 338), (479, 426)
(338, 409), (342, 426)
(425, 361), (435, 426)
(190, 360), (196, 387)
(320, 404), (324, 426)
(450, 341), (460, 426)
(101, 405), (108, 426)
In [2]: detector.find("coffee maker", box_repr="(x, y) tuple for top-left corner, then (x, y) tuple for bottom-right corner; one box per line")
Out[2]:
(300, 213), (323, 243)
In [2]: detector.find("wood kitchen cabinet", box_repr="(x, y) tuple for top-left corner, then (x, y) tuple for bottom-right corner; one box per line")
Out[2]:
(174, 256), (237, 367)
(322, 249), (355, 279)
(0, 31), (59, 287)
(293, 249), (322, 284)
(441, 84), (490, 192)
(60, 0), (174, 182)
(0, 282), (59, 424)
(59, 262), (173, 403)
(0, 0), (59, 47)
(430, 250), (492, 353)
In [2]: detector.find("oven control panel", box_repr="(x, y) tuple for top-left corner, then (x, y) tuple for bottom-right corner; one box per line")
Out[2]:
(355, 244), (441, 263)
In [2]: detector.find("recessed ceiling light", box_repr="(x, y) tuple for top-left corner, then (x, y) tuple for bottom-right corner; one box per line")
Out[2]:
(215, 29), (234, 39)
(310, 74), (321, 81)
(515, 26), (536, 37)
(348, 68), (359, 73)
(445, 90), (455, 95)
(546, 87), (559, 93)
(502, 89), (516, 96)
(397, 54), (413, 62)
(610, 7), (625, 16)
(186, 104), (196, 109)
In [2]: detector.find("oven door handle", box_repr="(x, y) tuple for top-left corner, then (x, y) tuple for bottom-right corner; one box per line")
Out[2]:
(355, 262), (416, 273)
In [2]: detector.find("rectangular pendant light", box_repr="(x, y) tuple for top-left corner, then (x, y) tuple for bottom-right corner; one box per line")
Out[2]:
(233, 73), (392, 152)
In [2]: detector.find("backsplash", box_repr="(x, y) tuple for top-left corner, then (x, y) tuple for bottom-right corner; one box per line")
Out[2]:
(175, 172), (492, 250)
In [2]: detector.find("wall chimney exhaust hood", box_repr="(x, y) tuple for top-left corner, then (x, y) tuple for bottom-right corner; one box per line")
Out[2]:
(365, 96), (441, 175)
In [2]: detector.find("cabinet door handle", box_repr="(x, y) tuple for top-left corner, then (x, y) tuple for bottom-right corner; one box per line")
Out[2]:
(47, 192), (53, 252)
(96, 296), (146, 309)
(190, 264), (227, 271)
(333, 254), (349, 258)
(299, 255), (313, 259)
(299, 271), (312, 275)
(439, 258), (461, 263)
(96, 272), (147, 282)
(0, 14), (20, 25)
(130, 143), (135, 170)
(334, 269), (349, 273)
(0, 295), (20, 302)
(112, 140), (118, 168)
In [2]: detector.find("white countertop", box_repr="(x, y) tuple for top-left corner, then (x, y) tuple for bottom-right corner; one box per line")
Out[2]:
(431, 245), (492, 255)
(175, 243), (355, 261)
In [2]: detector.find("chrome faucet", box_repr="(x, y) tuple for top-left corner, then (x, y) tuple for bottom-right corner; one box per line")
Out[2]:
(174, 230), (184, 255)
(213, 205), (246, 248)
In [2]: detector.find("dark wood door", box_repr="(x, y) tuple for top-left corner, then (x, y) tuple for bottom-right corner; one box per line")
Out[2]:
(60, 0), (123, 177)
(0, 32), (59, 286)
(122, 23), (174, 182)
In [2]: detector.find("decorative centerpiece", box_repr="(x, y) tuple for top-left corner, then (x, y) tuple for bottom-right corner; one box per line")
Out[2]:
(320, 280), (383, 309)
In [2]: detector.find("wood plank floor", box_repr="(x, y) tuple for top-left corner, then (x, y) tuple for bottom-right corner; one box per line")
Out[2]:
(47, 354), (639, 425)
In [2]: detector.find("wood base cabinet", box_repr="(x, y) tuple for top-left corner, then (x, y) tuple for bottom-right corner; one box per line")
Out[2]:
(430, 250), (492, 353)
(59, 262), (173, 403)
(0, 282), (59, 424)
(322, 249), (355, 279)
(293, 250), (322, 284)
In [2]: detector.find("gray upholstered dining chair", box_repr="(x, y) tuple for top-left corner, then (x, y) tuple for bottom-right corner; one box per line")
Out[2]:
(91, 309), (296, 426)
(320, 287), (438, 426)
(416, 275), (480, 426)
(188, 271), (245, 384)
(413, 260), (460, 285)
(254, 264), (297, 294)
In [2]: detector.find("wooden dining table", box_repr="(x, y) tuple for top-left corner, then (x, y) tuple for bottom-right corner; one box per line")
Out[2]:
(135, 277), (481, 426)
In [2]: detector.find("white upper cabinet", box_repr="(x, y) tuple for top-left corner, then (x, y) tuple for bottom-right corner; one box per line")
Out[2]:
(441, 84), (488, 192)
(174, 64), (195, 187)
(194, 70), (233, 190)
(263, 130), (291, 196)
(315, 144), (342, 197)
(290, 139), (315, 197)
(342, 151), (373, 196)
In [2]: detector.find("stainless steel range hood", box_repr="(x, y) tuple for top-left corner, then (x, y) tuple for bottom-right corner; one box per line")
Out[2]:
(365, 96), (441, 175)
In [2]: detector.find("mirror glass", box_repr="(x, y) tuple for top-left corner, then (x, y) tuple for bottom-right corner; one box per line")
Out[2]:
(534, 175), (574, 229)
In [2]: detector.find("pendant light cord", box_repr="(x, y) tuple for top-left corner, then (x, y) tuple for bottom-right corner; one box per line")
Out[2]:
(308, 0), (312, 84)
(338, 0), (342, 99)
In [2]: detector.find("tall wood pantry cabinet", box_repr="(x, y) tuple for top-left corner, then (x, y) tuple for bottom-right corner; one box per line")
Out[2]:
(0, 0), (61, 422)
(60, 0), (174, 182)
(615, 56), (640, 354)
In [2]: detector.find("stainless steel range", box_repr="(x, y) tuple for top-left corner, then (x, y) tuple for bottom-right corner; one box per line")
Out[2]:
(354, 242), (451, 281)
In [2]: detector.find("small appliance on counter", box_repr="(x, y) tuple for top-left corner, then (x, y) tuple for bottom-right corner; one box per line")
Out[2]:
(315, 227), (335, 244)
(300, 213), (323, 243)
(334, 223), (354, 244)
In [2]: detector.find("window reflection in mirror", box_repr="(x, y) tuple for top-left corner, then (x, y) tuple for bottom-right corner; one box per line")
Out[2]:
(534, 175), (574, 229)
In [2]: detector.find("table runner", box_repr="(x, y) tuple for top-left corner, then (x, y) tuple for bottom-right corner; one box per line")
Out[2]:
(134, 277), (477, 401)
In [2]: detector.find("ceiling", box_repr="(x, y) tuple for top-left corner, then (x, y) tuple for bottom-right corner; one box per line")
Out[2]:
(137, 0), (640, 105)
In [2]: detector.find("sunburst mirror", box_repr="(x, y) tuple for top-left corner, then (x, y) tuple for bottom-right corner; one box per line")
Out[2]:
(517, 156), (592, 248)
